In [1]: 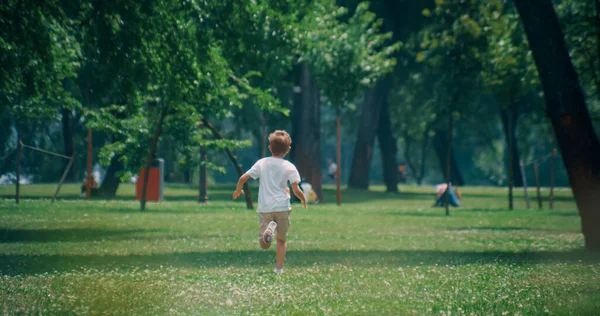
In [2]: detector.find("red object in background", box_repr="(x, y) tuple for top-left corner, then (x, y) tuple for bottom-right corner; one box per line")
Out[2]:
(136, 168), (161, 201)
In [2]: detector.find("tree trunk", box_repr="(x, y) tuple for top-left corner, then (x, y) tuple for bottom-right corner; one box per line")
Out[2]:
(260, 112), (268, 158)
(16, 127), (22, 204)
(418, 134), (429, 185)
(513, 0), (600, 250)
(141, 104), (169, 211)
(85, 81), (93, 199)
(534, 161), (542, 209)
(348, 78), (387, 189)
(336, 108), (342, 204)
(433, 129), (465, 186)
(445, 114), (453, 216)
(520, 159), (531, 208)
(595, 0), (600, 95)
(61, 106), (76, 182)
(291, 63), (323, 202)
(199, 146), (208, 203)
(377, 91), (398, 192)
(500, 107), (524, 187)
(507, 109), (514, 210)
(183, 167), (192, 184)
(550, 145), (556, 209)
(404, 128), (430, 186)
(97, 154), (124, 197)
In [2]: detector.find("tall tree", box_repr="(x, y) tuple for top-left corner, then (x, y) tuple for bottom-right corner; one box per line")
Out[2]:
(389, 69), (437, 186)
(1, 0), (81, 190)
(60, 105), (76, 182)
(291, 63), (323, 200)
(347, 0), (432, 190)
(512, 0), (600, 249)
(300, 1), (400, 203)
(416, 1), (501, 188)
(480, 3), (540, 191)
(376, 86), (399, 192)
(348, 79), (386, 189)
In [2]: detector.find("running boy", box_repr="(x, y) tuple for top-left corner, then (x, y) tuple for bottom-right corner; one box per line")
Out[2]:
(232, 130), (307, 275)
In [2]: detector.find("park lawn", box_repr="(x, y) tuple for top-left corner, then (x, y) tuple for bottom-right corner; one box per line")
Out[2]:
(1, 184), (599, 315)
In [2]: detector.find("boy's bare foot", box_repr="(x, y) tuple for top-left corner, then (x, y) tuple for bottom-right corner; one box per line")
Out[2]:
(263, 220), (277, 244)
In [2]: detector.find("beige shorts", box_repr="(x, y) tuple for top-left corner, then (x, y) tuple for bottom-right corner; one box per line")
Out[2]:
(258, 211), (291, 241)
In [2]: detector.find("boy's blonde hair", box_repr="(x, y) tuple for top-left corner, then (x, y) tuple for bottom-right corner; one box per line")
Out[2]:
(269, 130), (292, 156)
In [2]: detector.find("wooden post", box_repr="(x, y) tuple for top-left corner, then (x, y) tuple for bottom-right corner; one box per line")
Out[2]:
(444, 113), (453, 216)
(16, 129), (22, 204)
(86, 81), (92, 200)
(520, 160), (530, 208)
(534, 161), (543, 209)
(549, 147), (556, 208)
(507, 109), (514, 210)
(52, 155), (75, 203)
(199, 146), (208, 203)
(336, 107), (342, 205)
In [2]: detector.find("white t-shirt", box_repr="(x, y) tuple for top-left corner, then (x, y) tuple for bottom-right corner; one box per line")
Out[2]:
(328, 162), (337, 175)
(246, 157), (301, 213)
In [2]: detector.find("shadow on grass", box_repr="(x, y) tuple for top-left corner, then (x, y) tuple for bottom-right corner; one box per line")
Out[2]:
(450, 227), (558, 232)
(0, 228), (237, 243)
(451, 191), (574, 200)
(1, 249), (599, 276)
(384, 211), (450, 217)
(0, 228), (165, 243)
(2, 187), (437, 204)
(320, 190), (436, 204)
(457, 208), (579, 216)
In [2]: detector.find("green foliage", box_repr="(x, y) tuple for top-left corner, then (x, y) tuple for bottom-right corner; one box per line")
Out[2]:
(299, 1), (400, 108)
(557, 0), (600, 98)
(416, 0), (491, 113)
(0, 0), (81, 122)
(556, 0), (600, 125)
(80, 0), (296, 177)
(480, 1), (538, 107)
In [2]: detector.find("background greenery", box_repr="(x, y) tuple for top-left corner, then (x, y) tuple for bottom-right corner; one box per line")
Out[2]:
(2, 0), (597, 189)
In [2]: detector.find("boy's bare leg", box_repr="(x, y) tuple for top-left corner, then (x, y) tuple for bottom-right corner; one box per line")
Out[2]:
(275, 238), (287, 270)
(259, 236), (271, 249)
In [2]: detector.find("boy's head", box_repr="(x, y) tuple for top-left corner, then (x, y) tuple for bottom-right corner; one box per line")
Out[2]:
(268, 130), (292, 157)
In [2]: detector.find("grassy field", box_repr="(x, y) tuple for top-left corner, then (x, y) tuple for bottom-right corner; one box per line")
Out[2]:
(1, 183), (599, 315)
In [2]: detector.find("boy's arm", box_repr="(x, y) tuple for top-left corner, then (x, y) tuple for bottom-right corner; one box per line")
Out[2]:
(291, 182), (307, 210)
(233, 174), (251, 200)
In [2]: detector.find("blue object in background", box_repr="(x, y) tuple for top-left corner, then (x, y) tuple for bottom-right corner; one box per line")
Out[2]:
(434, 186), (460, 207)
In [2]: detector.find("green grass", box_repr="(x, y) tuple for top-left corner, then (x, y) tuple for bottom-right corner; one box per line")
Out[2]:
(1, 184), (599, 315)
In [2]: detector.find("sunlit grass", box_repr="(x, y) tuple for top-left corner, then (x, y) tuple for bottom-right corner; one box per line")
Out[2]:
(1, 184), (598, 315)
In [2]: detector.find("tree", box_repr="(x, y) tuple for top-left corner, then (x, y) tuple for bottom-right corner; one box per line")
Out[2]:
(1, 0), (81, 196)
(300, 1), (400, 204)
(348, 0), (432, 191)
(478, 2), (540, 208)
(556, 0), (600, 98)
(85, 0), (294, 210)
(377, 83), (400, 192)
(389, 70), (437, 186)
(416, 0), (497, 213)
(512, 0), (600, 250)
(291, 63), (323, 201)
(73, 0), (150, 197)
(348, 78), (386, 189)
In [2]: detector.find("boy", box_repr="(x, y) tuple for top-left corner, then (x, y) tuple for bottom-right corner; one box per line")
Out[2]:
(232, 130), (307, 275)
